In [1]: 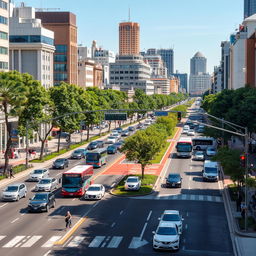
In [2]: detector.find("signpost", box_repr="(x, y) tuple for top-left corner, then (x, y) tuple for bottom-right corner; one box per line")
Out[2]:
(154, 111), (168, 117)
(104, 113), (127, 121)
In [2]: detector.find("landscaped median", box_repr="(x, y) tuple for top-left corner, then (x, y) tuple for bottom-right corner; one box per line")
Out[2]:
(111, 174), (158, 196)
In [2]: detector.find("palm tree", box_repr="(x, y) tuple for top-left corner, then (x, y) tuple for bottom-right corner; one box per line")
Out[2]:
(0, 71), (27, 175)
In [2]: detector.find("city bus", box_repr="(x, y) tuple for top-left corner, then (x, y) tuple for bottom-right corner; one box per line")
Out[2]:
(176, 137), (193, 158)
(61, 165), (93, 196)
(192, 137), (217, 150)
(85, 148), (107, 167)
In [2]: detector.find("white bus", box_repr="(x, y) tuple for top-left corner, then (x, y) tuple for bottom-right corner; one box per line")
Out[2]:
(176, 137), (193, 158)
(192, 137), (216, 151)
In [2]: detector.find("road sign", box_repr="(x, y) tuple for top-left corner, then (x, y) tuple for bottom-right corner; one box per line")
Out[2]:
(104, 113), (127, 121)
(154, 111), (168, 117)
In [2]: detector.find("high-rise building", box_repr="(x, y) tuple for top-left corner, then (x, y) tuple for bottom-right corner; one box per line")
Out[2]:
(157, 49), (174, 76)
(190, 52), (207, 75)
(212, 65), (222, 94)
(220, 41), (231, 90)
(244, 0), (256, 19)
(9, 4), (55, 89)
(0, 0), (9, 71)
(173, 72), (188, 93)
(35, 11), (77, 85)
(119, 22), (140, 56)
(143, 54), (167, 78)
(189, 52), (211, 95)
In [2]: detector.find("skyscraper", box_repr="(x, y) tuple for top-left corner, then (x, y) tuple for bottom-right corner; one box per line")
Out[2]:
(173, 72), (188, 93)
(157, 49), (174, 76)
(189, 52), (211, 95)
(36, 11), (78, 85)
(119, 22), (140, 55)
(244, 0), (256, 19)
(0, 0), (8, 71)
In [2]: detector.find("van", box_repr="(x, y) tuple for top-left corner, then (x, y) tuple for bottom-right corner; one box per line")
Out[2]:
(202, 160), (219, 182)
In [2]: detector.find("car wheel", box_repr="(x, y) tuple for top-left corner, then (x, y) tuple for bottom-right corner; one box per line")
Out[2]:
(196, 146), (201, 150)
(46, 205), (49, 212)
(16, 195), (20, 201)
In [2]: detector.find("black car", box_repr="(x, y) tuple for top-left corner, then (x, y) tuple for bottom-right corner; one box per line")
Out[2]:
(87, 141), (99, 150)
(115, 127), (123, 133)
(52, 158), (69, 169)
(107, 145), (118, 154)
(128, 126), (135, 132)
(166, 173), (182, 188)
(28, 192), (55, 212)
(71, 148), (87, 159)
(114, 141), (124, 151)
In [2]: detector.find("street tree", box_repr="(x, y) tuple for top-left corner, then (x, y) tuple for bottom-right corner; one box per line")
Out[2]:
(0, 71), (28, 174)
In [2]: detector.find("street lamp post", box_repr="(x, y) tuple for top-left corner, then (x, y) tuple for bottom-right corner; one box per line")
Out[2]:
(25, 120), (29, 169)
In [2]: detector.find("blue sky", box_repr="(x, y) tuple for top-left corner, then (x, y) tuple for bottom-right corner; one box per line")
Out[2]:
(18, 0), (243, 74)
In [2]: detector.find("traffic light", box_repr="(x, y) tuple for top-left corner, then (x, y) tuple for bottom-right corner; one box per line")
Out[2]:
(240, 154), (246, 168)
(177, 112), (182, 122)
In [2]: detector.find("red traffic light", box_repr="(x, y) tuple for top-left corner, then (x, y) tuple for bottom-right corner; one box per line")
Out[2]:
(240, 155), (245, 160)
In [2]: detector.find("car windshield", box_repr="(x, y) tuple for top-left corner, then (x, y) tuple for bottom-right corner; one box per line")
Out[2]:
(157, 227), (177, 236)
(205, 167), (217, 174)
(74, 149), (83, 153)
(39, 179), (51, 184)
(208, 148), (215, 152)
(196, 152), (204, 156)
(87, 186), (101, 191)
(55, 159), (64, 163)
(108, 136), (115, 139)
(6, 186), (18, 192)
(162, 214), (181, 221)
(90, 142), (97, 146)
(168, 174), (180, 180)
(108, 146), (116, 149)
(33, 169), (43, 174)
(32, 194), (48, 201)
(127, 178), (138, 183)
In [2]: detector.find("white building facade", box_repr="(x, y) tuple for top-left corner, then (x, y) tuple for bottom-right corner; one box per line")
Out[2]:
(189, 74), (211, 95)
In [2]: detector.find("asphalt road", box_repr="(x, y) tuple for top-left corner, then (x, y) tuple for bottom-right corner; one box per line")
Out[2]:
(0, 102), (234, 256)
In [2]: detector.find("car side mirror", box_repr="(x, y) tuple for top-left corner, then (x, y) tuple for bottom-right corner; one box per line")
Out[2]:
(152, 231), (156, 234)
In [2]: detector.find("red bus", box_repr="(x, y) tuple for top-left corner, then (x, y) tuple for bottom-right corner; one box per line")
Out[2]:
(61, 165), (93, 196)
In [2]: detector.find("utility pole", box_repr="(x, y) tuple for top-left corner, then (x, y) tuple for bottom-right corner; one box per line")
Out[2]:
(25, 120), (29, 169)
(244, 127), (249, 231)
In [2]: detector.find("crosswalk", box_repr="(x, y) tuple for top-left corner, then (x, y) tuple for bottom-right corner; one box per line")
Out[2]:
(0, 234), (125, 249)
(132, 193), (223, 203)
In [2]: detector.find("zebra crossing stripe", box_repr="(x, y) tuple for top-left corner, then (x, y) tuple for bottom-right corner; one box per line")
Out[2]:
(3, 236), (25, 248)
(199, 195), (204, 201)
(21, 236), (42, 247)
(207, 195), (212, 202)
(88, 236), (105, 248)
(0, 236), (6, 242)
(42, 236), (62, 248)
(215, 196), (221, 202)
(190, 195), (195, 200)
(67, 236), (85, 247)
(181, 194), (187, 200)
(172, 195), (178, 199)
(107, 236), (123, 248)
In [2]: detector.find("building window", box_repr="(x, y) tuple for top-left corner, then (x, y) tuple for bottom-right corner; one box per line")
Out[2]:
(54, 73), (67, 81)
(55, 45), (67, 53)
(9, 35), (54, 45)
(0, 15), (7, 25)
(0, 1), (7, 10)
(54, 64), (67, 72)
(0, 46), (7, 55)
(54, 54), (67, 62)
(0, 61), (8, 69)
(0, 31), (7, 40)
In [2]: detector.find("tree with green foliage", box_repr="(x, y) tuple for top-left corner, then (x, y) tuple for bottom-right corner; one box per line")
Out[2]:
(0, 71), (28, 174)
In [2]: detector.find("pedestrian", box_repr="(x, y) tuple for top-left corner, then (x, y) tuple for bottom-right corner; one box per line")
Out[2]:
(241, 202), (246, 219)
(65, 211), (72, 230)
(236, 192), (243, 212)
(9, 167), (15, 178)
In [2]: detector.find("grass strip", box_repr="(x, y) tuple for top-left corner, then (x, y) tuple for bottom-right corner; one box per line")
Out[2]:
(112, 174), (158, 196)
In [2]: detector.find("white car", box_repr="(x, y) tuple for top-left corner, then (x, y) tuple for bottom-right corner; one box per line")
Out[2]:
(106, 136), (118, 144)
(158, 210), (184, 234)
(84, 184), (105, 200)
(2, 183), (27, 201)
(153, 222), (180, 251)
(111, 131), (121, 139)
(193, 151), (205, 161)
(35, 178), (58, 192)
(206, 147), (217, 156)
(182, 125), (190, 134)
(29, 169), (49, 181)
(124, 176), (141, 191)
(187, 129), (195, 136)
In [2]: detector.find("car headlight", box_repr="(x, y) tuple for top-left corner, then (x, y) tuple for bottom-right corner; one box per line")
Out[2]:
(173, 239), (179, 243)
(40, 203), (47, 207)
(154, 238), (161, 243)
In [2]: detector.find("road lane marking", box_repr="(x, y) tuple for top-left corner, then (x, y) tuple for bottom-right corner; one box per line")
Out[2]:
(43, 250), (51, 256)
(139, 223), (148, 239)
(66, 236), (85, 247)
(42, 236), (61, 247)
(3, 236), (25, 248)
(0, 203), (8, 208)
(54, 217), (87, 245)
(72, 198), (76, 201)
(107, 236), (123, 248)
(120, 210), (123, 215)
(111, 182), (116, 188)
(111, 222), (116, 228)
(146, 210), (152, 221)
(11, 217), (19, 224)
(186, 212), (189, 217)
(185, 224), (188, 229)
(93, 201), (99, 208)
(21, 235), (42, 247)
(88, 236), (105, 248)
(0, 236), (6, 242)
(190, 166), (192, 170)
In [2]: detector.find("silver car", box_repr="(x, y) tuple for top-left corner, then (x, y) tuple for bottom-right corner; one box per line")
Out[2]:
(29, 169), (49, 181)
(2, 183), (27, 201)
(35, 178), (58, 192)
(124, 176), (141, 191)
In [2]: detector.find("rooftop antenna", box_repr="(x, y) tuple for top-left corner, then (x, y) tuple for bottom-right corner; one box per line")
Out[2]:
(128, 7), (130, 21)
